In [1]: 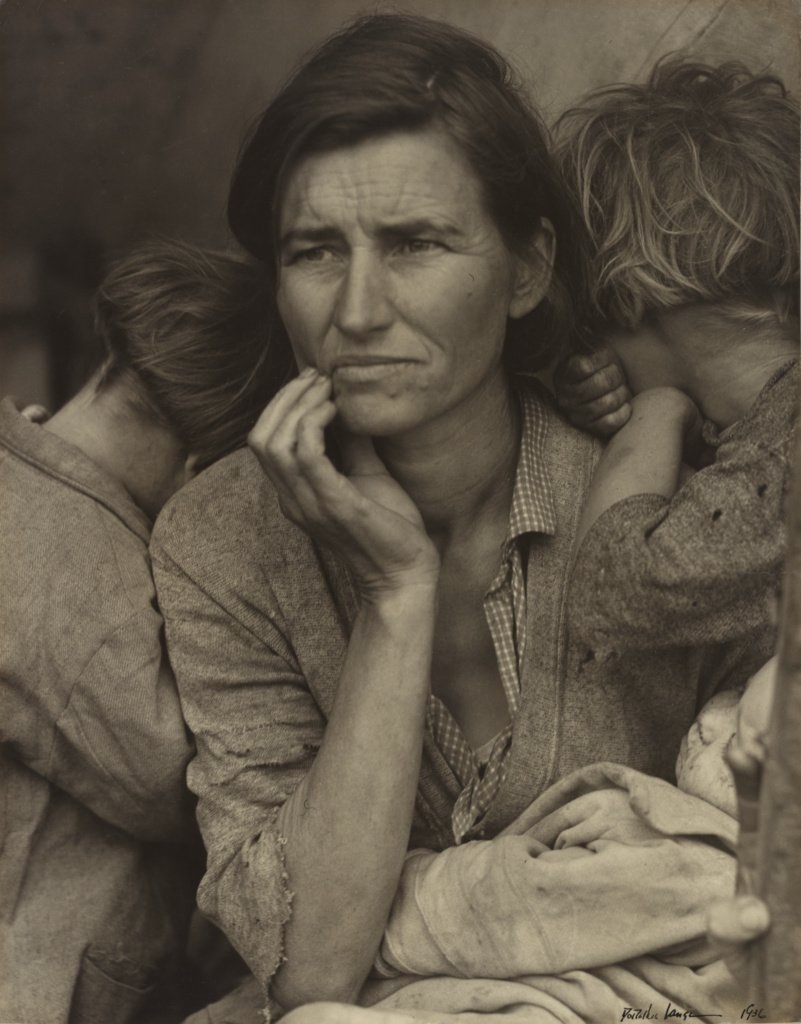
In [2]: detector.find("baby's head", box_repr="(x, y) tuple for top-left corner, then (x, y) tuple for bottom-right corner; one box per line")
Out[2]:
(676, 657), (777, 816)
(555, 57), (799, 332)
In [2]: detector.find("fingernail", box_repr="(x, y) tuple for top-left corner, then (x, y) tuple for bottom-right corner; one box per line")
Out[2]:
(299, 366), (316, 378)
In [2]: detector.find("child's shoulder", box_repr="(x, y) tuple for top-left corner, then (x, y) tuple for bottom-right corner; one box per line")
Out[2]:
(720, 359), (798, 451)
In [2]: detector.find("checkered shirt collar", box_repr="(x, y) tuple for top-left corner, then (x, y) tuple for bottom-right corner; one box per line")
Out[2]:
(506, 381), (557, 544)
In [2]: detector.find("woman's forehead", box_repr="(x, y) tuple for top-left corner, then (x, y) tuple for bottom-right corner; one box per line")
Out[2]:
(279, 129), (486, 233)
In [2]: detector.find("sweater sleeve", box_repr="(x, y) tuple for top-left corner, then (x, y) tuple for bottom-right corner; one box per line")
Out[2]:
(150, 516), (325, 997)
(568, 431), (791, 652)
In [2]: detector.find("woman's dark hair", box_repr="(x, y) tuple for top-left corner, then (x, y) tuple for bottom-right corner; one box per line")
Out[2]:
(95, 240), (293, 469)
(228, 13), (591, 370)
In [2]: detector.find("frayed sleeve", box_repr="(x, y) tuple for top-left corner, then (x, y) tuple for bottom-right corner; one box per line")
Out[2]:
(151, 531), (324, 995)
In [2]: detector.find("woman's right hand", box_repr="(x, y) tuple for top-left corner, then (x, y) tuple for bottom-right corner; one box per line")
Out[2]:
(248, 368), (439, 597)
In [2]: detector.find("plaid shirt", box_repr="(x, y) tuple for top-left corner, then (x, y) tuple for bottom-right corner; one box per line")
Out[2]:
(426, 385), (557, 843)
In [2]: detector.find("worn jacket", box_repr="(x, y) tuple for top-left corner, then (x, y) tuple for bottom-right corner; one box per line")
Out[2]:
(150, 381), (775, 1001)
(0, 399), (197, 1024)
(570, 360), (798, 650)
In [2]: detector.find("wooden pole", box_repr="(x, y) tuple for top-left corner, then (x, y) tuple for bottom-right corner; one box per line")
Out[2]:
(748, 411), (801, 1021)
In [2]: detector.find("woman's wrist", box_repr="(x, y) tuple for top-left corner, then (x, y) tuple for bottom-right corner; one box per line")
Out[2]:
(360, 571), (439, 619)
(354, 541), (441, 606)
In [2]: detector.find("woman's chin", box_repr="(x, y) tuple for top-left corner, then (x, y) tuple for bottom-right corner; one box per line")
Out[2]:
(334, 393), (425, 438)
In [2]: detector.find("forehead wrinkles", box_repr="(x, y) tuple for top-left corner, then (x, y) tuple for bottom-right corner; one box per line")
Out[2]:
(281, 137), (483, 232)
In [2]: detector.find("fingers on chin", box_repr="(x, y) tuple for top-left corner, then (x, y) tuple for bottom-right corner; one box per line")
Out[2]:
(251, 374), (332, 441)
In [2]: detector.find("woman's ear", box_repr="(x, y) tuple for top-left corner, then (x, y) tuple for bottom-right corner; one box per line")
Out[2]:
(508, 217), (556, 319)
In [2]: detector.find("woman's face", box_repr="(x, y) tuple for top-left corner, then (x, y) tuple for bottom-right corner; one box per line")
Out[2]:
(276, 128), (551, 437)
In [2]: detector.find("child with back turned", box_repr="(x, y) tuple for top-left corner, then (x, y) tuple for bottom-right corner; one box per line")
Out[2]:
(0, 240), (290, 1024)
(553, 57), (799, 660)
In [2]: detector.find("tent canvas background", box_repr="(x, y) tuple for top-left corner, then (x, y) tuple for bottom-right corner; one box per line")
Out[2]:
(0, 0), (797, 408)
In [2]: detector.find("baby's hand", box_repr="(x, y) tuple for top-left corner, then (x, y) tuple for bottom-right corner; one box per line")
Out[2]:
(553, 346), (632, 436)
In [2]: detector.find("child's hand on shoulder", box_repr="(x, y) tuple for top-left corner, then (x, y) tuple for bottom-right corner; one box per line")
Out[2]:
(553, 345), (632, 436)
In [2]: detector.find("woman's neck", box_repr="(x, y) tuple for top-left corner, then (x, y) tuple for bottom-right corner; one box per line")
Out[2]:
(374, 369), (520, 549)
(44, 376), (189, 520)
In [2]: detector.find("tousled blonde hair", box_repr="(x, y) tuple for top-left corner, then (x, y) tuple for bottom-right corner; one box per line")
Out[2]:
(556, 57), (799, 329)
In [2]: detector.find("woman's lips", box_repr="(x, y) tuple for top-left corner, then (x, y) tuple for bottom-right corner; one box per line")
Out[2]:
(331, 359), (415, 383)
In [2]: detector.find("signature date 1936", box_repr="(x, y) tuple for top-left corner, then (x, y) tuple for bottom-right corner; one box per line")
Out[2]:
(620, 1004), (767, 1022)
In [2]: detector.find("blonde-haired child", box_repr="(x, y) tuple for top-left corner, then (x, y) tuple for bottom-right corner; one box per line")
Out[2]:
(553, 57), (798, 656)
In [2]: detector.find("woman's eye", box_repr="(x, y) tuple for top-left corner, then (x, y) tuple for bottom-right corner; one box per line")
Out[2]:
(397, 238), (441, 255)
(296, 247), (331, 263)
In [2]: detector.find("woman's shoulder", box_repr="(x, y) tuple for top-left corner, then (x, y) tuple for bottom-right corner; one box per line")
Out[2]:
(515, 373), (603, 461)
(156, 447), (278, 533)
(151, 446), (313, 576)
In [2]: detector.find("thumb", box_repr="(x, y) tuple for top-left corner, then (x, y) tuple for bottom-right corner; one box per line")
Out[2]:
(707, 895), (770, 958)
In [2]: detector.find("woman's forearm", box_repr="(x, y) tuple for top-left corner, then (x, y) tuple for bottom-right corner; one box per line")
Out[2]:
(272, 582), (437, 1009)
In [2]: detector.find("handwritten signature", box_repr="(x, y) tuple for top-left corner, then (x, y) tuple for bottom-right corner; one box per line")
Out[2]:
(620, 1003), (766, 1022)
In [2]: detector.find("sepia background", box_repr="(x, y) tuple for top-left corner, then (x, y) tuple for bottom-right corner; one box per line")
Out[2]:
(0, 0), (797, 409)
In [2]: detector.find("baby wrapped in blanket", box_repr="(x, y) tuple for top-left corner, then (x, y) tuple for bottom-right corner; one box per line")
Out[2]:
(341, 661), (776, 1023)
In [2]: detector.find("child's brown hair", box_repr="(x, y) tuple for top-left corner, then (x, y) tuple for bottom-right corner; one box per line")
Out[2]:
(95, 240), (293, 468)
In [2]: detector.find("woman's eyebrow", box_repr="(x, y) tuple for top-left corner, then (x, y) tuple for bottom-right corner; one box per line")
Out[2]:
(280, 218), (463, 250)
(280, 226), (342, 249)
(379, 217), (463, 240)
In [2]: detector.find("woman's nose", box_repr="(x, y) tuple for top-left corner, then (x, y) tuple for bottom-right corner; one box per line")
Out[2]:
(333, 250), (393, 337)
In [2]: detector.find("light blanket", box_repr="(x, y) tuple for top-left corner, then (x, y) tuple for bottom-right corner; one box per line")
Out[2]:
(349, 763), (743, 1023)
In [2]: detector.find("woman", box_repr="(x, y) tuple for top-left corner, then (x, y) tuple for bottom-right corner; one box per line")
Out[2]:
(150, 14), (776, 1018)
(0, 240), (290, 1024)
